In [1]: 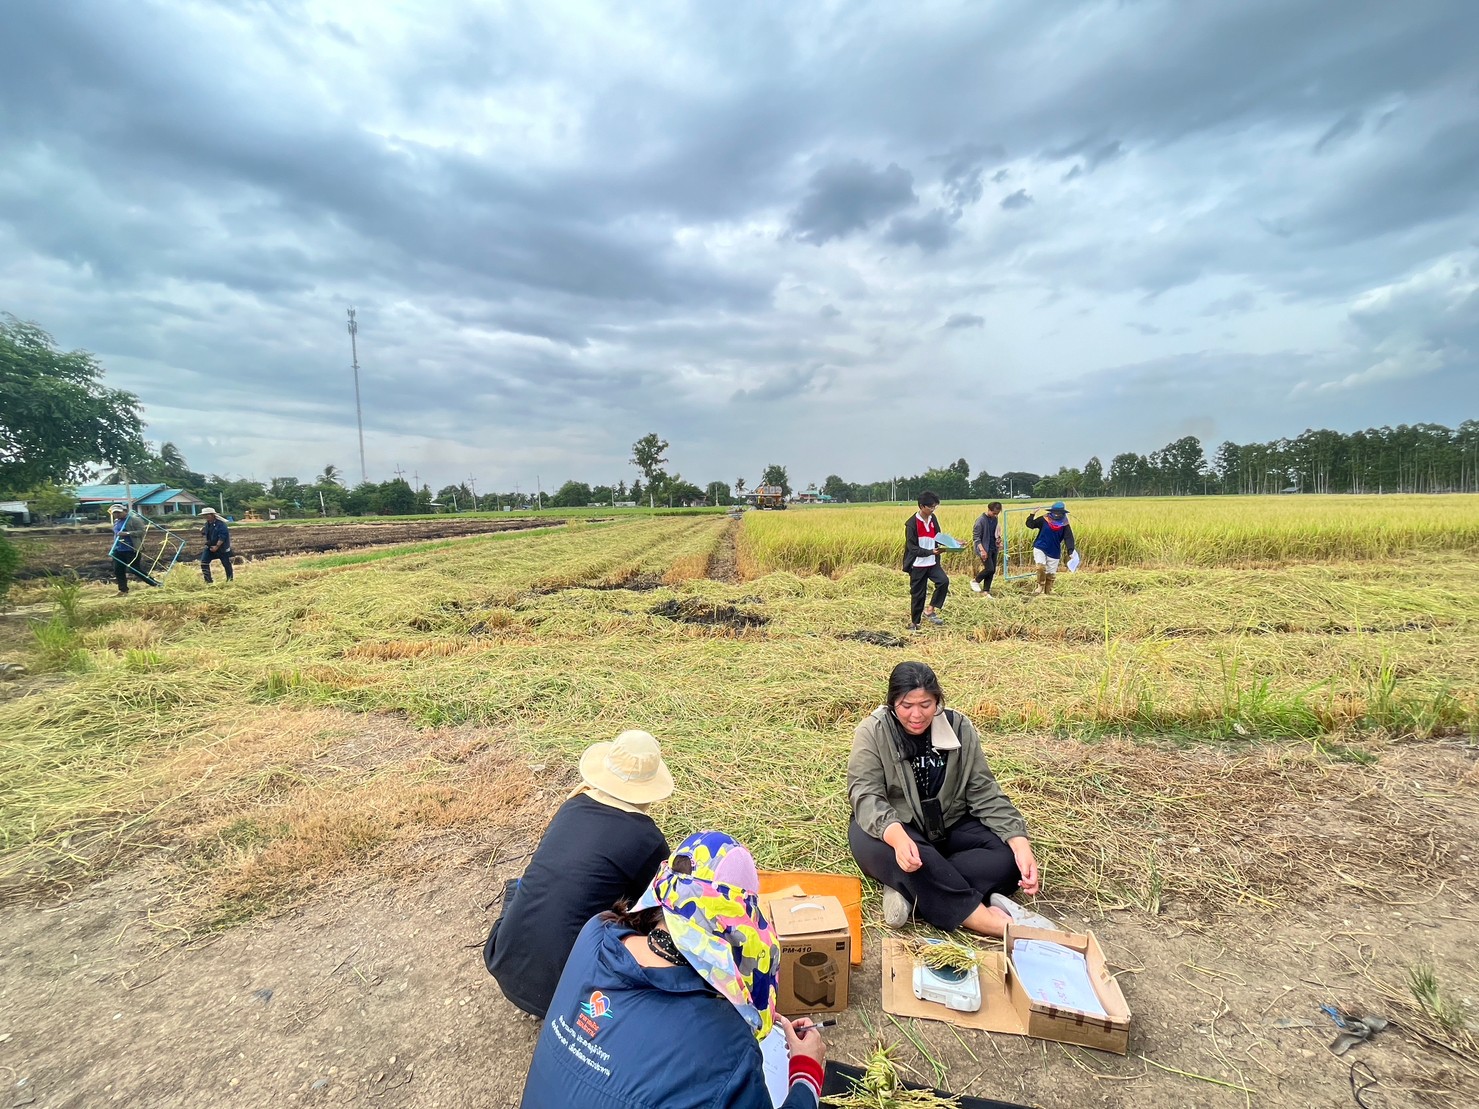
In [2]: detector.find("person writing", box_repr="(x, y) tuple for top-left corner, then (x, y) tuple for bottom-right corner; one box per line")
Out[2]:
(970, 501), (1003, 598)
(1024, 500), (1075, 596)
(903, 491), (949, 631)
(847, 661), (1040, 936)
(520, 830), (826, 1108)
(484, 730), (673, 1019)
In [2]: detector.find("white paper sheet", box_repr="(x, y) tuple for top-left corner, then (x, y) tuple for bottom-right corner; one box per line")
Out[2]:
(1067, 550), (1081, 572)
(1011, 939), (1107, 1017)
(760, 1026), (788, 1107)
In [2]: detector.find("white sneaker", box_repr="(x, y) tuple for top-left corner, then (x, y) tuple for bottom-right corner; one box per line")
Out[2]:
(970, 581), (982, 593)
(882, 886), (911, 927)
(982, 591), (995, 600)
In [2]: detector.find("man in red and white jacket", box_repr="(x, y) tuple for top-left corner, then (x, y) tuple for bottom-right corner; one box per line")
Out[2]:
(901, 491), (949, 630)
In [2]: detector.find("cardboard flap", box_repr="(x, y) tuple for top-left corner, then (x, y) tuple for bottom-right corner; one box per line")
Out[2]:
(1004, 925), (1132, 1029)
(880, 938), (1024, 1035)
(769, 894), (848, 937)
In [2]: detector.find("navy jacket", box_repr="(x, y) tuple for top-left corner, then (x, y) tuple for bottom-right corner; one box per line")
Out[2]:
(486, 794), (667, 1018)
(1025, 513), (1075, 560)
(520, 917), (816, 1109)
(202, 519), (232, 554)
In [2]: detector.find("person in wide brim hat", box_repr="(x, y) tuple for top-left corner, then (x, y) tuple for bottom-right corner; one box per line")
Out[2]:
(577, 729), (676, 808)
(482, 730), (675, 1020)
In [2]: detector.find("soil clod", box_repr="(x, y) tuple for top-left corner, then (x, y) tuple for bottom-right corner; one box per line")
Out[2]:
(650, 598), (768, 628)
(842, 630), (907, 648)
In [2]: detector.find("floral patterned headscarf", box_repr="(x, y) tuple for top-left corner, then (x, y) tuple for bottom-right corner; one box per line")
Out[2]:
(633, 830), (779, 1040)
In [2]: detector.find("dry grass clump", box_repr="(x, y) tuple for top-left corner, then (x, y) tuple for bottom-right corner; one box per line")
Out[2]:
(824, 1044), (961, 1108)
(899, 938), (985, 974)
(740, 494), (1479, 576)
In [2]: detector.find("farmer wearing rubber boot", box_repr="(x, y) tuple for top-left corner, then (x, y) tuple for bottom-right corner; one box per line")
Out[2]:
(1024, 501), (1074, 596)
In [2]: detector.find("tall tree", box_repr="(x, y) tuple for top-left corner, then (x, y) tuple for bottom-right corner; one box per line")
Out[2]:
(631, 433), (669, 484)
(1081, 457), (1104, 495)
(631, 432), (670, 508)
(760, 463), (791, 496)
(0, 315), (147, 490)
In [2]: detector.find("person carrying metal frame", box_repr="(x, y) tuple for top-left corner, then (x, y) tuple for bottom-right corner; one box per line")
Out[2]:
(1024, 500), (1075, 596)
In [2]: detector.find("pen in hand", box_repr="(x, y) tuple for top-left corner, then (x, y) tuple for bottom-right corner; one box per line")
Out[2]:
(795, 1018), (839, 1038)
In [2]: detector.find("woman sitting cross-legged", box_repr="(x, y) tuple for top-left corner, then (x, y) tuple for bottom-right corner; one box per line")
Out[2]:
(519, 830), (827, 1109)
(847, 661), (1040, 937)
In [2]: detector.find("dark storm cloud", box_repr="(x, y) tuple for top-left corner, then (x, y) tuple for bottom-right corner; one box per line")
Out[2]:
(1313, 111), (1364, 154)
(885, 209), (958, 253)
(789, 161), (917, 245)
(730, 364), (833, 404)
(1, 0), (1477, 488)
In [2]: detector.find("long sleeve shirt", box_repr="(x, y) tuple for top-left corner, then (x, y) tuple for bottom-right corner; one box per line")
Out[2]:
(848, 707), (1028, 843)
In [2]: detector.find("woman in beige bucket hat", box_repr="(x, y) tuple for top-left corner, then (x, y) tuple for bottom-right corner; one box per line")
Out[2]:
(483, 730), (674, 1018)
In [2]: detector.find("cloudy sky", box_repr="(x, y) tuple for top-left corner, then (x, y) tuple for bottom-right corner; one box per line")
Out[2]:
(3, 0), (1477, 493)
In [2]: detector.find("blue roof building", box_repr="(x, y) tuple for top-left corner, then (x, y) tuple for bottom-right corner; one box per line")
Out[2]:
(74, 483), (209, 516)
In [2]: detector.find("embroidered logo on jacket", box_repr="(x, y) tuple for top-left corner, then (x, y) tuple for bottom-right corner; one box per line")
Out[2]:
(576, 990), (614, 1036)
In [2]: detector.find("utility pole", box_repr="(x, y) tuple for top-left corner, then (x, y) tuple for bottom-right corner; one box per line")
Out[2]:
(347, 308), (368, 484)
(468, 476), (478, 511)
(536, 474), (542, 510)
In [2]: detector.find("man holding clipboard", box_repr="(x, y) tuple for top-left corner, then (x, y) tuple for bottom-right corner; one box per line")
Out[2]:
(902, 491), (950, 631)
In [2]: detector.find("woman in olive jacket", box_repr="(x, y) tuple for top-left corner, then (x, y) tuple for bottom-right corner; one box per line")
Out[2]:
(847, 661), (1040, 935)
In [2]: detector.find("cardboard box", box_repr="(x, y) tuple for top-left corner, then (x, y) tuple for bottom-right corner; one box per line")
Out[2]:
(1003, 924), (1131, 1055)
(767, 894), (851, 1016)
(880, 927), (1132, 1055)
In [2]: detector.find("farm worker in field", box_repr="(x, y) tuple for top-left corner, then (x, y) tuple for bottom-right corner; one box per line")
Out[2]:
(198, 507), (235, 583)
(107, 505), (152, 595)
(903, 490), (949, 630)
(970, 500), (1003, 598)
(520, 830), (826, 1109)
(1025, 500), (1075, 596)
(847, 661), (1040, 937)
(484, 730), (673, 1019)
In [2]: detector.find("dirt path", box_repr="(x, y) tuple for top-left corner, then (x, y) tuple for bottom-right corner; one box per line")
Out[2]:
(9, 518), (564, 582)
(3, 738), (1475, 1109)
(706, 515), (741, 583)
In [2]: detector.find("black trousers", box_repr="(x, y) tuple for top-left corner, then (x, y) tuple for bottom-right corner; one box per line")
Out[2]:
(908, 563), (949, 623)
(849, 817), (1021, 931)
(973, 552), (998, 592)
(114, 549), (144, 591)
(201, 550), (234, 582)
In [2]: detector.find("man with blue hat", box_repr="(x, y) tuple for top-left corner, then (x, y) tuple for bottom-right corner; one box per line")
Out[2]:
(1024, 501), (1075, 596)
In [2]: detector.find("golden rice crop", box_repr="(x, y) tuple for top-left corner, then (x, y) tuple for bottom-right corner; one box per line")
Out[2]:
(738, 494), (1479, 576)
(1, 510), (1475, 930)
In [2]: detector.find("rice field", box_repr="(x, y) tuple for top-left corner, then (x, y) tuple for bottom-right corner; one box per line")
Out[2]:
(2, 498), (1476, 935)
(737, 494), (1479, 576)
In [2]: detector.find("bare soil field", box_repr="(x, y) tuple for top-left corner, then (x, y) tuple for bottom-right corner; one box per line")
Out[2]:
(7, 517), (562, 582)
(2, 711), (1475, 1109)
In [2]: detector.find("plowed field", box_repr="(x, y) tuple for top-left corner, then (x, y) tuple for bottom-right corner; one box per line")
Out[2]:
(10, 516), (562, 581)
